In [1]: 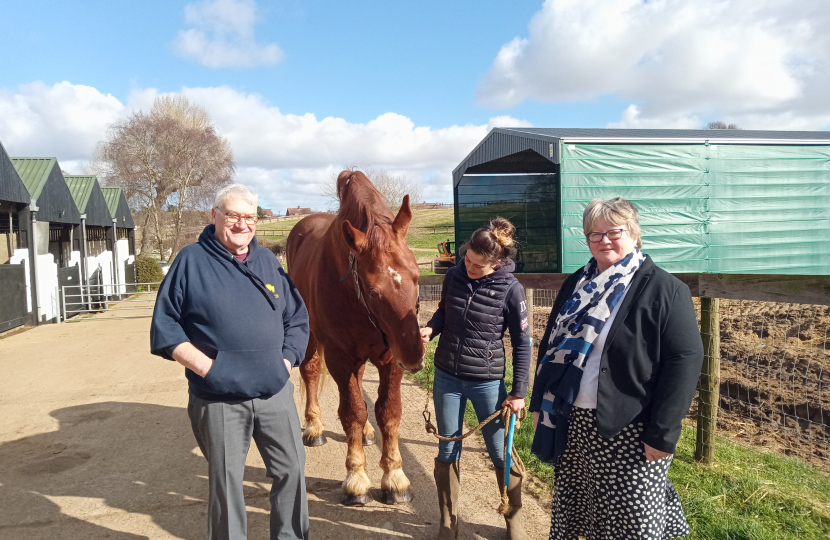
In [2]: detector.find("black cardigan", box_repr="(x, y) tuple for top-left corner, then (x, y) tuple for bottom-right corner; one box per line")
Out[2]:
(529, 257), (704, 454)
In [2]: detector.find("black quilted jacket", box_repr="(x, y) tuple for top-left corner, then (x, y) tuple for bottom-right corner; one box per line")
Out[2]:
(426, 258), (531, 398)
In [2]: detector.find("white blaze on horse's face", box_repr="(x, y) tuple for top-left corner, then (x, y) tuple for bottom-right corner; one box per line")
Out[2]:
(387, 266), (402, 285)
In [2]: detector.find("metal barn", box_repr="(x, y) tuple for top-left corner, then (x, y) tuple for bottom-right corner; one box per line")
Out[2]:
(0, 142), (32, 330)
(452, 128), (830, 274)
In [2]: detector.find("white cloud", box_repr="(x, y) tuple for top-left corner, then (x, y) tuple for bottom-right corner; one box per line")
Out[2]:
(478, 0), (830, 129)
(174, 0), (283, 68)
(0, 81), (531, 210)
(487, 115), (534, 130)
(0, 81), (126, 161)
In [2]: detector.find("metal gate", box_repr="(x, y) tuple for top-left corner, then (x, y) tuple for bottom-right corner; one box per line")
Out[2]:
(0, 263), (27, 331)
(57, 265), (82, 320)
(124, 261), (137, 295)
(60, 281), (161, 321)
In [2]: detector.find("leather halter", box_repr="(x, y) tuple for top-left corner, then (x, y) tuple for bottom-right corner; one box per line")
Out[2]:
(339, 252), (390, 349)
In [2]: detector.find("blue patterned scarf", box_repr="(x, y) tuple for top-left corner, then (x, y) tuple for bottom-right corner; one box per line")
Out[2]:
(531, 248), (645, 464)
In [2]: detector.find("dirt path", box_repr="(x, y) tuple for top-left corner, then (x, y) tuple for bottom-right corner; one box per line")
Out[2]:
(0, 317), (551, 539)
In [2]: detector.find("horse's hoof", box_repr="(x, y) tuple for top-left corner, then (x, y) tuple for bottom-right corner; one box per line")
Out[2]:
(340, 492), (372, 506)
(381, 489), (413, 505)
(362, 434), (374, 446)
(303, 434), (327, 447)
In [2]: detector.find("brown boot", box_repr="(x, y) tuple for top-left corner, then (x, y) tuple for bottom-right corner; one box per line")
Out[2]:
(433, 459), (460, 539)
(495, 466), (531, 540)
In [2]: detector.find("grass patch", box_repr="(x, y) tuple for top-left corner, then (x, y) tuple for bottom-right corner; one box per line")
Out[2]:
(409, 208), (454, 228)
(407, 231), (455, 250)
(408, 344), (830, 539)
(671, 427), (830, 539)
(258, 217), (306, 231)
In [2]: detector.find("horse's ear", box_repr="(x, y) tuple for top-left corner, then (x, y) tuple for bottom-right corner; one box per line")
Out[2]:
(392, 195), (412, 237)
(342, 220), (367, 253)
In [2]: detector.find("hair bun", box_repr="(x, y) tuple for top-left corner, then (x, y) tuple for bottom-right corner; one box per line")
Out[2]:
(489, 217), (515, 247)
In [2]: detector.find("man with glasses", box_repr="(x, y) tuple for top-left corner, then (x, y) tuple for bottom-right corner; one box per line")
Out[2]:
(151, 183), (310, 540)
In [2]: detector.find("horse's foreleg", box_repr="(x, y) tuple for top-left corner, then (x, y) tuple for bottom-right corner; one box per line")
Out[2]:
(300, 341), (326, 447)
(337, 362), (372, 506)
(375, 359), (412, 504)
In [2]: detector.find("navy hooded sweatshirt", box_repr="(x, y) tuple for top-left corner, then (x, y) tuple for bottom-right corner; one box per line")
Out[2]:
(150, 225), (310, 401)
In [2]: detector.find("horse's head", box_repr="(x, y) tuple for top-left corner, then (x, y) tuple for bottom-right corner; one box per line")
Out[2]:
(341, 195), (425, 373)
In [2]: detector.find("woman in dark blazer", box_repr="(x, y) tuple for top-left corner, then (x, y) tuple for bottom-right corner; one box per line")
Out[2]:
(530, 197), (703, 540)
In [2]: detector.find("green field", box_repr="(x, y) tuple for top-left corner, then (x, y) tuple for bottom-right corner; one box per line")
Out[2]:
(408, 343), (830, 540)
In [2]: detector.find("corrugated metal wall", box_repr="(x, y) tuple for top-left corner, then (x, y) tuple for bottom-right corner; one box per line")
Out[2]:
(452, 130), (558, 186)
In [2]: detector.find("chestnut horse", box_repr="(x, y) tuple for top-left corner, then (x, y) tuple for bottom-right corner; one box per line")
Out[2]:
(287, 171), (425, 505)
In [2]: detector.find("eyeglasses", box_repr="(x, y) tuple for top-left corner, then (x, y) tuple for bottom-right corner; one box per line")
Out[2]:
(586, 228), (626, 243)
(217, 208), (258, 225)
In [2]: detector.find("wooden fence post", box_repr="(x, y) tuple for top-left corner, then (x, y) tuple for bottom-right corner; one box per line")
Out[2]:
(525, 288), (534, 337)
(695, 296), (720, 464)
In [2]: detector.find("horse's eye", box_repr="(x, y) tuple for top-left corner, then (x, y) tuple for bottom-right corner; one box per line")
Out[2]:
(369, 290), (380, 298)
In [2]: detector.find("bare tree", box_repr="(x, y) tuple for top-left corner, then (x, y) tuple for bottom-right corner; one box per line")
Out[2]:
(708, 121), (741, 130)
(320, 167), (422, 213)
(94, 96), (234, 259)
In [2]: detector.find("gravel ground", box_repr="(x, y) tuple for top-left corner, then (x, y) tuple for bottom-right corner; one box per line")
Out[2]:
(0, 316), (551, 539)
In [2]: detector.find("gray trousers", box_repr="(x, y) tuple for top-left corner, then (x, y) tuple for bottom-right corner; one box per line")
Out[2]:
(188, 381), (309, 540)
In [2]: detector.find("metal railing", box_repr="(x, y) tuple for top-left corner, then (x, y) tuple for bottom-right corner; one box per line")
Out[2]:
(60, 282), (162, 321)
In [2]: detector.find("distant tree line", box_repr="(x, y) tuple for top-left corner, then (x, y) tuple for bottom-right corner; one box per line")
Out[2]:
(708, 121), (741, 130)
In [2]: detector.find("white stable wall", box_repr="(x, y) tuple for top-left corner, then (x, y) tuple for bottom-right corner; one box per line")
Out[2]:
(85, 250), (114, 294)
(115, 238), (130, 294)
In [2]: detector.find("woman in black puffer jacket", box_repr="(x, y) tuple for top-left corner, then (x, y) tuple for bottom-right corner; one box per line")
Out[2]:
(420, 217), (531, 540)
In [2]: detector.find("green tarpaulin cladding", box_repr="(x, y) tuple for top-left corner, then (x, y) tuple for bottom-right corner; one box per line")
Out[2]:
(560, 143), (830, 275)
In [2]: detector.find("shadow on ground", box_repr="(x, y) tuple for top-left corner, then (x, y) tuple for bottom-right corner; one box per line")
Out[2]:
(0, 400), (509, 540)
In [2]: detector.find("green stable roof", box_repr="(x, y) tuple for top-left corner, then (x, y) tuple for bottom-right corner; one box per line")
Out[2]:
(100, 186), (135, 228)
(64, 175), (96, 212)
(10, 157), (80, 224)
(11, 158), (56, 200)
(101, 187), (122, 217)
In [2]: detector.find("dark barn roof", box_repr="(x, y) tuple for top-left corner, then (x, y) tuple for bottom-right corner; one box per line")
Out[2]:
(0, 142), (29, 205)
(65, 175), (113, 227)
(11, 158), (80, 224)
(453, 128), (830, 186)
(100, 187), (135, 229)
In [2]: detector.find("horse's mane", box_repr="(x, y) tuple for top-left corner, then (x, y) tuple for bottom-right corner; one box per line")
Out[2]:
(336, 170), (394, 257)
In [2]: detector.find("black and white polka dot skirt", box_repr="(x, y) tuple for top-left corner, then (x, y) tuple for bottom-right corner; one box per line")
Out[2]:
(549, 407), (689, 540)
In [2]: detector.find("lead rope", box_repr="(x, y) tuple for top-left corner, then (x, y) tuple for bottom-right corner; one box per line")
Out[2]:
(421, 357), (526, 515)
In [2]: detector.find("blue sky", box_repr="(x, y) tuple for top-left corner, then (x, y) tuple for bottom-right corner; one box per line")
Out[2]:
(1, 0), (828, 211)
(0, 1), (619, 127)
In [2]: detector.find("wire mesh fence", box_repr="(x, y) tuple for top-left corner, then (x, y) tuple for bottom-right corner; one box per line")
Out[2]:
(706, 299), (829, 470)
(418, 284), (830, 472)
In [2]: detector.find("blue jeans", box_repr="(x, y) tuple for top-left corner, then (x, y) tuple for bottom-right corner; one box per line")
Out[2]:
(433, 367), (507, 468)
